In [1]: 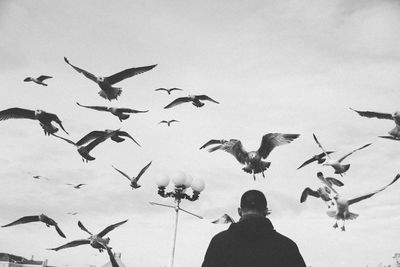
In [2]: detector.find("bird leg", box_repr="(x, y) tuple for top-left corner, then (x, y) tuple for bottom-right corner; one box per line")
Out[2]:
(333, 221), (338, 229)
(253, 173), (256, 181)
(341, 221), (346, 231)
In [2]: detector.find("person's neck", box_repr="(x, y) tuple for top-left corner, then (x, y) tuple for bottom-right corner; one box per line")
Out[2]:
(239, 212), (265, 221)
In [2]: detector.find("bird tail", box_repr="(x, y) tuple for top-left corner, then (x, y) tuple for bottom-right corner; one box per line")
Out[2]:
(345, 212), (359, 220)
(326, 210), (337, 218)
(98, 87), (122, 100)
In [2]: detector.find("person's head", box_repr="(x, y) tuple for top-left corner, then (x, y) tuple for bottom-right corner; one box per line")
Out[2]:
(238, 190), (270, 218)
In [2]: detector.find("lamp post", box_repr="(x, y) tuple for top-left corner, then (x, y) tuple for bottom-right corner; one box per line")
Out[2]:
(150, 172), (205, 267)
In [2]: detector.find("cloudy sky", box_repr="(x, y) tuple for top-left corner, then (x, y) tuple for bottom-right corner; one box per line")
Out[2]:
(1, 0), (400, 266)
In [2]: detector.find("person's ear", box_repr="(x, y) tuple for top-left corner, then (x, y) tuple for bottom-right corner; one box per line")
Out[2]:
(238, 208), (242, 217)
(263, 208), (269, 216)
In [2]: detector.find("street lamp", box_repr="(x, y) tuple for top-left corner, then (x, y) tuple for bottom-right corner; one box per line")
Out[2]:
(150, 172), (205, 267)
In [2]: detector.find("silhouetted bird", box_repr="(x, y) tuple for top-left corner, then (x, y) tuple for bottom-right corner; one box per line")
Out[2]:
(164, 95), (219, 109)
(77, 102), (148, 122)
(211, 214), (235, 224)
(66, 183), (86, 189)
(112, 161), (152, 189)
(74, 129), (141, 147)
(155, 88), (183, 94)
(24, 75), (52, 86)
(159, 120), (179, 127)
(297, 151), (335, 170)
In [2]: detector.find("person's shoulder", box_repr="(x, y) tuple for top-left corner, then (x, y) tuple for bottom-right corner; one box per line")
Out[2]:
(272, 230), (300, 248)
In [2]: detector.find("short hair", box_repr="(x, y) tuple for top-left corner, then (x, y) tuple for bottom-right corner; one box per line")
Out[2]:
(240, 190), (267, 212)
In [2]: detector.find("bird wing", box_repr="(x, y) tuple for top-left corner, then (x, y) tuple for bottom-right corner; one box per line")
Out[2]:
(199, 139), (227, 149)
(85, 129), (118, 152)
(169, 88), (183, 92)
(349, 108), (393, 120)
(48, 239), (90, 251)
(0, 108), (36, 121)
(112, 165), (132, 181)
(76, 131), (105, 146)
(348, 174), (400, 206)
(217, 139), (248, 164)
(52, 133), (76, 146)
(325, 177), (344, 187)
(164, 97), (191, 109)
(211, 214), (235, 224)
(64, 57), (98, 83)
(338, 143), (372, 163)
(76, 102), (109, 112)
(37, 75), (52, 81)
(54, 225), (66, 238)
(312, 134), (331, 159)
(76, 184), (85, 188)
(2, 216), (40, 227)
(135, 161), (152, 182)
(300, 188), (320, 203)
(196, 95), (220, 104)
(114, 131), (141, 147)
(155, 88), (168, 92)
(258, 133), (300, 159)
(97, 219), (128, 237)
(117, 108), (149, 113)
(105, 64), (157, 85)
(42, 112), (69, 135)
(297, 157), (317, 170)
(78, 221), (93, 235)
(104, 245), (120, 267)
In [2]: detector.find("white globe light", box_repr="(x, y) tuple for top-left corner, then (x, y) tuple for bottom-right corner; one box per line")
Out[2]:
(191, 178), (205, 192)
(156, 175), (170, 187)
(172, 171), (187, 186)
(183, 175), (193, 188)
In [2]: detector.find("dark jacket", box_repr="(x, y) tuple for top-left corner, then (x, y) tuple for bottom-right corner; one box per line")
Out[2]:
(201, 217), (306, 267)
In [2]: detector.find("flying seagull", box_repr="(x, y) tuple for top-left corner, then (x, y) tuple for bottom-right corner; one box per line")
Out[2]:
(112, 161), (152, 189)
(48, 219), (127, 252)
(73, 129), (141, 147)
(66, 183), (86, 189)
(350, 108), (400, 139)
(297, 151), (335, 170)
(300, 186), (335, 208)
(159, 120), (179, 127)
(206, 133), (300, 180)
(24, 75), (52, 86)
(32, 175), (50, 180)
(313, 134), (371, 175)
(67, 212), (78, 215)
(327, 173), (400, 231)
(0, 108), (69, 136)
(2, 214), (66, 238)
(164, 95), (219, 109)
(77, 102), (148, 122)
(155, 87), (183, 94)
(48, 220), (127, 267)
(52, 130), (118, 162)
(64, 57), (156, 101)
(211, 214), (235, 224)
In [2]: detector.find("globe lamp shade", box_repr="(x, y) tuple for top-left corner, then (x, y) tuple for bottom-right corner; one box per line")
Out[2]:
(156, 175), (170, 188)
(191, 178), (205, 192)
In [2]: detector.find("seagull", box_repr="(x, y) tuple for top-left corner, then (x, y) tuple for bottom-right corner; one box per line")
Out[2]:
(73, 129), (141, 147)
(0, 108), (69, 136)
(211, 214), (235, 224)
(155, 88), (183, 94)
(159, 120), (179, 127)
(64, 57), (156, 101)
(2, 214), (66, 238)
(66, 183), (86, 189)
(313, 134), (371, 175)
(297, 151), (335, 170)
(350, 108), (400, 139)
(112, 161), (152, 189)
(300, 186), (335, 208)
(76, 102), (148, 122)
(52, 130), (118, 162)
(206, 133), (300, 180)
(327, 173), (400, 231)
(164, 95), (219, 109)
(24, 75), (52, 86)
(199, 139), (228, 150)
(48, 219), (127, 252)
(67, 212), (78, 215)
(32, 175), (50, 180)
(48, 220), (127, 267)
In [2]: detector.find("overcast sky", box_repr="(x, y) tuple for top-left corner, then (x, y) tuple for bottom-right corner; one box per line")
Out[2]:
(1, 0), (400, 266)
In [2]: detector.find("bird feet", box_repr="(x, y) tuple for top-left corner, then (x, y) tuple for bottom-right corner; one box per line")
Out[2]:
(341, 226), (346, 231)
(333, 222), (338, 228)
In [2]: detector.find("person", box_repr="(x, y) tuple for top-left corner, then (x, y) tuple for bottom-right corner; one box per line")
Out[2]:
(202, 190), (306, 267)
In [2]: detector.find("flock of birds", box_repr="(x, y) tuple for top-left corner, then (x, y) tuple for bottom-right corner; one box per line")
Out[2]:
(2, 55), (400, 266)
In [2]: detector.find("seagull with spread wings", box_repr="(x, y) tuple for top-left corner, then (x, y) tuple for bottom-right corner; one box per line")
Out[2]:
(155, 87), (183, 94)
(206, 133), (300, 180)
(159, 120), (179, 127)
(313, 134), (371, 175)
(64, 57), (156, 101)
(297, 151), (335, 170)
(112, 161), (152, 189)
(66, 183), (86, 189)
(164, 94), (219, 109)
(2, 214), (66, 238)
(52, 130), (118, 162)
(24, 75), (52, 86)
(327, 173), (400, 231)
(77, 102), (148, 122)
(0, 108), (69, 136)
(211, 214), (236, 224)
(300, 186), (335, 208)
(350, 108), (400, 140)
(48, 220), (127, 267)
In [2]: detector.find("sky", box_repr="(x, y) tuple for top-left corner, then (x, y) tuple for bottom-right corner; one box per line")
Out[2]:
(1, 0), (400, 266)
